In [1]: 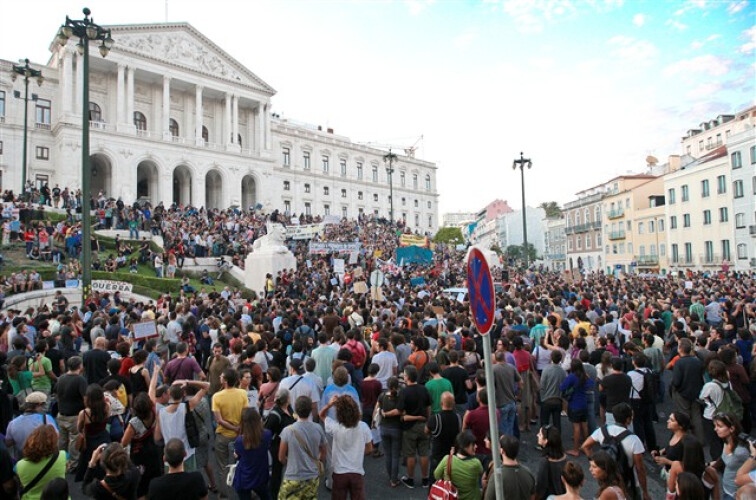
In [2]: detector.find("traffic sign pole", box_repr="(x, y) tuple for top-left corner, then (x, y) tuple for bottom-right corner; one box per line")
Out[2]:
(466, 247), (503, 500)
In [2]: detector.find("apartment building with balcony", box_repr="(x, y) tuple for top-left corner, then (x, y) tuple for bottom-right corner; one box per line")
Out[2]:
(681, 106), (756, 159)
(728, 127), (756, 270)
(543, 215), (566, 271)
(564, 186), (605, 272)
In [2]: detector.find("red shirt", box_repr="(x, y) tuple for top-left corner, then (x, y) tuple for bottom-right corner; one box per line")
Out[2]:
(465, 404), (491, 455)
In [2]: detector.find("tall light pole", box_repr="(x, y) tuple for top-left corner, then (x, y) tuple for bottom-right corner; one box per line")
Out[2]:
(512, 152), (532, 268)
(56, 8), (113, 305)
(11, 59), (44, 198)
(383, 149), (397, 224)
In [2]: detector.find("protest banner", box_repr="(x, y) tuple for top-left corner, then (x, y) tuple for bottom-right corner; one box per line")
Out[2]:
(333, 259), (345, 274)
(92, 280), (133, 294)
(399, 234), (429, 247)
(133, 321), (158, 340)
(322, 214), (342, 225)
(286, 223), (324, 240)
(353, 281), (368, 294)
(308, 242), (361, 254)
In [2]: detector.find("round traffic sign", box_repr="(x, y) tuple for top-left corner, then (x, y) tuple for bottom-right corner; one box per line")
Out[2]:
(466, 247), (495, 335)
(370, 270), (385, 287)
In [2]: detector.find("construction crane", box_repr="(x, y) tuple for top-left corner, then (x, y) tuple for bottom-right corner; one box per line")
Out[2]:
(360, 135), (424, 158)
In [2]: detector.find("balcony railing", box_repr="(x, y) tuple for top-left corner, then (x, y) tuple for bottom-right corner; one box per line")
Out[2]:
(635, 255), (659, 266)
(607, 208), (624, 219)
(608, 230), (626, 240)
(699, 254), (722, 266)
(136, 129), (151, 138)
(89, 120), (108, 130)
(35, 122), (51, 130)
(547, 253), (566, 261)
(705, 140), (723, 151)
(750, 225), (756, 236)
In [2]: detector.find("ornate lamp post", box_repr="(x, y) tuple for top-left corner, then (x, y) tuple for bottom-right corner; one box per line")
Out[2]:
(383, 149), (398, 224)
(512, 152), (532, 268)
(11, 59), (44, 198)
(56, 8), (113, 304)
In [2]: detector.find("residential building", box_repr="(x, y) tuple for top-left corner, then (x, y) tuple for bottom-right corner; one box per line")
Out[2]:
(442, 212), (477, 228)
(564, 185), (605, 273)
(543, 216), (566, 271)
(681, 106), (756, 159)
(495, 206), (546, 256)
(632, 192), (668, 274)
(728, 127), (756, 270)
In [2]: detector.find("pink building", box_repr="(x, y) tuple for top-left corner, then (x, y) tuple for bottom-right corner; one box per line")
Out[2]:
(477, 199), (514, 222)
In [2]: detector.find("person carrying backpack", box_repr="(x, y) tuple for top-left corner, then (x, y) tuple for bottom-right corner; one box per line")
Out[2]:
(581, 402), (651, 500)
(699, 359), (743, 462)
(627, 353), (658, 454)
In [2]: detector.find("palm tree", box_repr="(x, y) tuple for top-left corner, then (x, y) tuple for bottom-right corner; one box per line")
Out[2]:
(539, 201), (562, 218)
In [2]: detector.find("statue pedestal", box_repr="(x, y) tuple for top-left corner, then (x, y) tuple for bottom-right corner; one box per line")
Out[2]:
(244, 248), (297, 296)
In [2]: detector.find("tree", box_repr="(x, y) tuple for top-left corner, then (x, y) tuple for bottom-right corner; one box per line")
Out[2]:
(434, 226), (464, 245)
(490, 243), (503, 256)
(506, 243), (537, 263)
(539, 201), (562, 218)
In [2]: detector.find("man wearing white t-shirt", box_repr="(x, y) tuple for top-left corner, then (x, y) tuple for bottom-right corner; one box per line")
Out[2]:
(581, 402), (650, 500)
(371, 338), (398, 389)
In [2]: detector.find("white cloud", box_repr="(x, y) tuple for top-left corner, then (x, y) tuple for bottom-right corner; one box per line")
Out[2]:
(406, 0), (436, 16)
(686, 82), (723, 99)
(691, 41), (704, 50)
(727, 0), (749, 15)
(665, 19), (688, 31)
(691, 34), (721, 50)
(740, 26), (756, 54)
(608, 36), (659, 61)
(632, 13), (645, 27)
(664, 54), (732, 77)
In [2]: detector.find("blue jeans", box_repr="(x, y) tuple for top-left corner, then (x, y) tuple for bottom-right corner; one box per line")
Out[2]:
(129, 228), (139, 239)
(498, 401), (517, 437)
(380, 426), (401, 482)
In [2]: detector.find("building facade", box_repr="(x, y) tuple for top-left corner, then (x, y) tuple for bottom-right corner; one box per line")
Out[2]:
(495, 207), (546, 257)
(442, 212), (476, 228)
(0, 23), (439, 233)
(681, 107), (755, 159)
(543, 216), (566, 271)
(564, 188), (604, 273)
(728, 127), (756, 270)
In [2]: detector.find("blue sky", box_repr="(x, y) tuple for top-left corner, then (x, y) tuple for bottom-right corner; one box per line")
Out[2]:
(1, 0), (754, 215)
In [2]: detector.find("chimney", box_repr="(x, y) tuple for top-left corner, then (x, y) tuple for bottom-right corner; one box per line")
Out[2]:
(668, 155), (681, 172)
(327, 128), (334, 134)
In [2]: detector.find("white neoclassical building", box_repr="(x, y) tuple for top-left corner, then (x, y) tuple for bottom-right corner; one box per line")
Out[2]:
(0, 22), (439, 233)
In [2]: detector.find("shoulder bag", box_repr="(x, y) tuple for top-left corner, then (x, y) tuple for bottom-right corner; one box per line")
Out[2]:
(291, 427), (324, 478)
(428, 451), (458, 500)
(20, 451), (59, 495)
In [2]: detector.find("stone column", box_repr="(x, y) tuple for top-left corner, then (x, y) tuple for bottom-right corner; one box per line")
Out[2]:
(224, 93), (232, 146)
(160, 173), (173, 207)
(126, 67), (135, 128)
(255, 103), (264, 153)
(75, 52), (84, 115)
(162, 76), (171, 139)
(193, 173), (205, 209)
(264, 103), (271, 150)
(247, 109), (255, 154)
(116, 64), (125, 126)
(60, 49), (73, 115)
(195, 85), (204, 146)
(232, 95), (239, 148)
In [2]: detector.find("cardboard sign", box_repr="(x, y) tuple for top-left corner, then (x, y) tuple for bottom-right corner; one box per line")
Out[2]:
(685, 281), (693, 290)
(349, 252), (359, 264)
(92, 280), (133, 294)
(399, 234), (429, 247)
(286, 223), (323, 240)
(309, 242), (361, 254)
(333, 259), (345, 274)
(371, 286), (384, 301)
(432, 306), (445, 316)
(353, 281), (368, 294)
(133, 321), (158, 340)
(353, 267), (363, 278)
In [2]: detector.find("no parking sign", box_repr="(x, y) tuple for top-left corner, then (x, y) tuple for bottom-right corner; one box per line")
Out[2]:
(466, 247), (495, 335)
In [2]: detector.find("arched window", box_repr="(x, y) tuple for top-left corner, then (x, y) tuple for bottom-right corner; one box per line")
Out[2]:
(169, 119), (179, 137)
(88, 102), (102, 122)
(133, 112), (147, 131)
(202, 126), (209, 144)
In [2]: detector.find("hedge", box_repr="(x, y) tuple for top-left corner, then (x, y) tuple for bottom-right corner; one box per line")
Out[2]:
(91, 271), (181, 294)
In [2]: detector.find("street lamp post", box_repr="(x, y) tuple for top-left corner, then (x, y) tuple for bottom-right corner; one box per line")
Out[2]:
(383, 149), (397, 224)
(11, 59), (44, 199)
(512, 152), (532, 268)
(56, 8), (113, 305)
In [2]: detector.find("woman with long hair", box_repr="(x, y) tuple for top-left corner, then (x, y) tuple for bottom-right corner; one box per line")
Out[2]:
(652, 411), (691, 476)
(121, 393), (162, 500)
(665, 435), (719, 500)
(379, 376), (402, 487)
(16, 425), (66, 500)
(258, 367), (281, 417)
(560, 359), (593, 457)
(233, 408), (272, 500)
(263, 387), (294, 499)
(712, 413), (750, 500)
(700, 360), (731, 461)
(675, 472), (707, 500)
(8, 355), (41, 410)
(589, 450), (627, 500)
(433, 431), (483, 500)
(75, 384), (111, 482)
(82, 443), (140, 500)
(546, 460), (584, 500)
(535, 425), (567, 500)
(596, 350), (613, 424)
(127, 350), (150, 396)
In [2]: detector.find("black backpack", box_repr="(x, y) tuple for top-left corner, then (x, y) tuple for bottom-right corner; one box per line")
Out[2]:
(637, 369), (656, 404)
(184, 401), (202, 448)
(600, 426), (636, 497)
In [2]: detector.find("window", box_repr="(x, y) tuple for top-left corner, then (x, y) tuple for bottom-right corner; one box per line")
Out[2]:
(169, 118), (179, 137)
(304, 183), (311, 194)
(751, 145), (756, 164)
(342, 206), (347, 218)
(585, 235), (591, 249)
(658, 219), (664, 231)
(413, 174), (418, 190)
(36, 99), (51, 126)
(0, 91), (4, 118)
(237, 134), (242, 148)
(427, 201), (431, 209)
(358, 191), (363, 200)
(623, 242), (630, 254)
(681, 185), (689, 202)
(717, 175), (726, 194)
(283, 181), (290, 191)
(35, 146), (49, 160)
(577, 237), (582, 250)
(428, 216), (433, 228)
(670, 216), (677, 229)
(685, 243), (693, 263)
(414, 199), (418, 208)
(322, 156), (329, 173)
(340, 160), (346, 177)
(372, 166), (378, 182)
(415, 214), (419, 226)
(282, 148), (290, 167)
(738, 243), (748, 260)
(202, 126), (209, 144)
(703, 210), (711, 225)
(668, 188), (676, 204)
(568, 239), (573, 251)
(704, 241), (714, 262)
(638, 222), (644, 234)
(133, 111), (147, 131)
(649, 221), (655, 233)
(626, 220), (632, 231)
(0, 141), (3, 155)
(683, 214), (691, 227)
(284, 200), (291, 213)
(722, 240), (731, 261)
(734, 180), (744, 198)
(698, 140), (704, 151)
(304, 202), (311, 216)
(701, 179), (709, 197)
(323, 187), (329, 196)
(596, 233), (601, 246)
(400, 171), (406, 187)
(356, 162), (363, 179)
(425, 175), (431, 191)
(88, 102), (102, 122)
(303, 152), (311, 170)
(639, 245), (646, 256)
(373, 193), (378, 202)
(324, 204), (330, 215)
(660, 243), (666, 256)
(34, 174), (48, 189)
(731, 151), (742, 169)
(719, 207), (728, 222)
(671, 244), (679, 263)
(401, 197), (406, 206)
(736, 213), (745, 228)
(341, 189), (347, 198)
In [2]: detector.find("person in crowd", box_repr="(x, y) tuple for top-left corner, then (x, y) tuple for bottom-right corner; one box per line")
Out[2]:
(535, 424), (568, 500)
(433, 431), (483, 500)
(55, 356), (86, 473)
(599, 357), (632, 426)
(16, 425), (66, 500)
(671, 338), (705, 443)
(539, 350), (567, 434)
(560, 358), (593, 457)
(264, 388), (295, 499)
(492, 350), (521, 437)
(664, 435), (719, 500)
(652, 411), (692, 477)
(82, 443), (141, 500)
(627, 353), (658, 454)
(442, 350), (470, 417)
(398, 364), (432, 488)
(712, 412), (750, 500)
(232, 408), (272, 500)
(483, 434), (535, 500)
(378, 376), (403, 487)
(427, 391), (462, 490)
(120, 392), (162, 499)
(75, 385), (111, 482)
(589, 450), (628, 500)
(278, 395), (327, 498)
(211, 368), (248, 496)
(148, 439), (208, 500)
(6, 392), (59, 461)
(155, 379), (209, 472)
(83, 337), (111, 385)
(279, 358), (320, 419)
(545, 461), (585, 500)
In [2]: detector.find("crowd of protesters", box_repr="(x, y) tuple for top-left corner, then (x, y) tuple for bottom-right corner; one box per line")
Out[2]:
(0, 196), (753, 500)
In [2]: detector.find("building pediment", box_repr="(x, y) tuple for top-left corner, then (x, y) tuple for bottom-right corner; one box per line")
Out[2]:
(107, 23), (275, 95)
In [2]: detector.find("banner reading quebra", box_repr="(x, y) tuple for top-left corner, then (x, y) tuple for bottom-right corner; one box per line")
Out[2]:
(308, 242), (361, 254)
(286, 223), (324, 240)
(92, 280), (133, 294)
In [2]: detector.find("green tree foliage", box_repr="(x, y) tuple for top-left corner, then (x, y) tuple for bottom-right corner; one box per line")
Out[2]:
(434, 226), (464, 244)
(539, 201), (562, 217)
